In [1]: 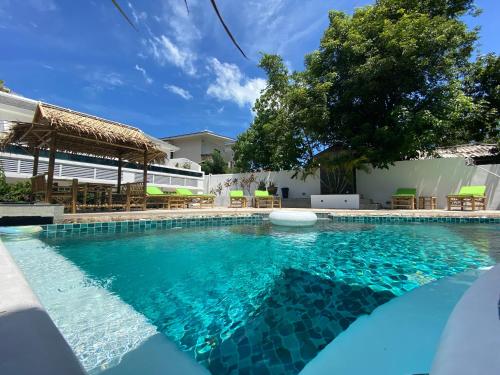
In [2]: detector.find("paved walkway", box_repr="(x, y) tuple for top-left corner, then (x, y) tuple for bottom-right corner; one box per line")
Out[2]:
(63, 208), (500, 223)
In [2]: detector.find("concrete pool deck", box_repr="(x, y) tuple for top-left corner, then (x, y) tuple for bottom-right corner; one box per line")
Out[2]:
(61, 208), (500, 223)
(0, 240), (86, 375)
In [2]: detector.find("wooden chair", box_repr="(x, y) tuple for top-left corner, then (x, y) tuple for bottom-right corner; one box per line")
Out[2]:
(447, 186), (487, 211)
(229, 190), (247, 208)
(30, 174), (78, 213)
(175, 188), (215, 209)
(120, 182), (146, 211)
(31, 174), (48, 202)
(253, 190), (281, 208)
(391, 188), (417, 209)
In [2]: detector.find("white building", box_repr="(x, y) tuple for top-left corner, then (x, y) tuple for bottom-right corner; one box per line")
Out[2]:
(0, 91), (205, 192)
(162, 131), (235, 168)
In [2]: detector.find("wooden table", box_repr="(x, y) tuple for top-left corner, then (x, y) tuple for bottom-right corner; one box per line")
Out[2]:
(78, 183), (114, 209)
(418, 196), (437, 210)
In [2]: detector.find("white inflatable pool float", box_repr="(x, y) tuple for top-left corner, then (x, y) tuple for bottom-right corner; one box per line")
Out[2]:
(269, 211), (318, 227)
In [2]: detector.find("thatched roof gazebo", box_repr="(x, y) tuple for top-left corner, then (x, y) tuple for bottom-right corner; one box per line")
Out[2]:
(1, 102), (177, 202)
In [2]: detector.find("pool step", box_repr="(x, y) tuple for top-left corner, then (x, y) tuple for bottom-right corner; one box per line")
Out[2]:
(299, 269), (484, 375)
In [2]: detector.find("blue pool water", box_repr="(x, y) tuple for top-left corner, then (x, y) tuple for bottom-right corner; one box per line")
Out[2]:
(4, 221), (499, 374)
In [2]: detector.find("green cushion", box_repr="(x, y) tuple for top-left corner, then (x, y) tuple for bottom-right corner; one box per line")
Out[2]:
(254, 190), (269, 197)
(146, 186), (165, 196)
(230, 190), (244, 197)
(458, 185), (486, 197)
(176, 188), (194, 196)
(393, 188), (417, 197)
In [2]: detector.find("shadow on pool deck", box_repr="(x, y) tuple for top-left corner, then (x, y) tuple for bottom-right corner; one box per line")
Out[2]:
(0, 308), (86, 375)
(198, 268), (396, 375)
(101, 333), (209, 375)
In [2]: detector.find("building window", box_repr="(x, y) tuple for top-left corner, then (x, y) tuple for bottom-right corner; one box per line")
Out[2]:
(170, 151), (174, 159)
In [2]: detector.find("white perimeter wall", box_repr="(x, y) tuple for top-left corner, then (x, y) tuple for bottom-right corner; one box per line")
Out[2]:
(204, 170), (321, 206)
(356, 158), (500, 209)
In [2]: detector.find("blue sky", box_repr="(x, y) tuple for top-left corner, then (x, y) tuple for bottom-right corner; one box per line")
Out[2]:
(1, 0), (498, 140)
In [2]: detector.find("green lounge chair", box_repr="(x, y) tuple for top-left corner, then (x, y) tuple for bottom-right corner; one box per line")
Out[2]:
(447, 185), (487, 211)
(175, 188), (215, 208)
(254, 190), (281, 208)
(145, 185), (172, 209)
(229, 190), (247, 208)
(147, 186), (166, 196)
(391, 188), (417, 209)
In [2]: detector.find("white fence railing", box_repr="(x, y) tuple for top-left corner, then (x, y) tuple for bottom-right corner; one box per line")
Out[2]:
(0, 152), (204, 191)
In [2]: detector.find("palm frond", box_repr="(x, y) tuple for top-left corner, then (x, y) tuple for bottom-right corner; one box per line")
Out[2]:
(110, 0), (247, 58)
(111, 0), (138, 31)
(209, 0), (247, 58)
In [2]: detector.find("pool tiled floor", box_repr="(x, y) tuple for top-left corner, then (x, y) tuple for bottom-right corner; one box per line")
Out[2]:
(197, 268), (395, 374)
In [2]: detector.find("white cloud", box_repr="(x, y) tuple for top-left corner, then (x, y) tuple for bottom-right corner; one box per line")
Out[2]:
(134, 64), (153, 84)
(28, 0), (57, 12)
(161, 0), (201, 45)
(127, 2), (147, 23)
(206, 58), (266, 108)
(218, 0), (330, 59)
(83, 71), (124, 96)
(86, 71), (124, 87)
(146, 35), (197, 76)
(142, 0), (200, 76)
(164, 84), (193, 100)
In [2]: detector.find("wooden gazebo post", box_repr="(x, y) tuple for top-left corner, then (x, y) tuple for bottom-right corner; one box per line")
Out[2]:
(117, 155), (123, 193)
(32, 147), (39, 176)
(45, 132), (57, 203)
(143, 149), (148, 210)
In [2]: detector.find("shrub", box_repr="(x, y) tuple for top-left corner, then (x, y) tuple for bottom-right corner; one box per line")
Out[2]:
(0, 169), (31, 202)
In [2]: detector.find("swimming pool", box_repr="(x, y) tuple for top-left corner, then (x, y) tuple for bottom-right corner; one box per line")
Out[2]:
(4, 219), (499, 374)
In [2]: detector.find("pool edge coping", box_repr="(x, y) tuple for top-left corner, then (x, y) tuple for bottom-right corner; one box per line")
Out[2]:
(34, 213), (500, 234)
(0, 239), (86, 375)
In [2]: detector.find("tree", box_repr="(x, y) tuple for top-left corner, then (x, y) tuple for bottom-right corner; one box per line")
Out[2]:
(0, 80), (11, 93)
(201, 149), (227, 174)
(233, 54), (326, 172)
(235, 0), (496, 173)
(305, 0), (480, 168)
(460, 53), (500, 144)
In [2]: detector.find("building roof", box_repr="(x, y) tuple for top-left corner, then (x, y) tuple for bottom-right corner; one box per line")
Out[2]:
(432, 144), (498, 159)
(0, 91), (38, 123)
(1, 103), (178, 163)
(162, 130), (235, 143)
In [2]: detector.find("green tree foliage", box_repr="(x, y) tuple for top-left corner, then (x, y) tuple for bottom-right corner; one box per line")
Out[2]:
(0, 79), (11, 93)
(233, 55), (327, 171)
(0, 169), (31, 202)
(460, 53), (500, 144)
(234, 0), (498, 173)
(201, 149), (227, 175)
(307, 0), (479, 167)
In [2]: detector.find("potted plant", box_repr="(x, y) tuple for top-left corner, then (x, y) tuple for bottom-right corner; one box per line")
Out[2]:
(257, 180), (267, 191)
(267, 181), (278, 196)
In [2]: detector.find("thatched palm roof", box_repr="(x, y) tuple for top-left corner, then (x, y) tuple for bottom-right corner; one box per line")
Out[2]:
(0, 103), (177, 163)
